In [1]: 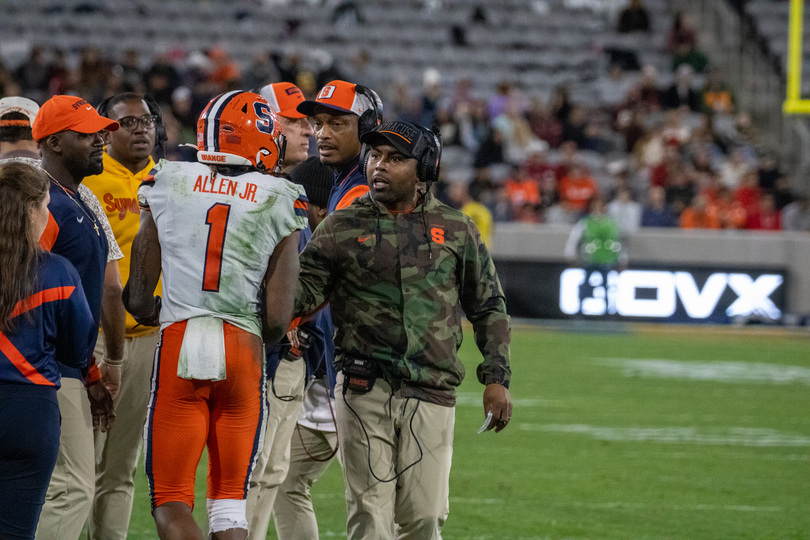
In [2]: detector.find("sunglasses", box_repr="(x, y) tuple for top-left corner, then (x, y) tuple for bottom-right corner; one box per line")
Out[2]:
(116, 114), (158, 131)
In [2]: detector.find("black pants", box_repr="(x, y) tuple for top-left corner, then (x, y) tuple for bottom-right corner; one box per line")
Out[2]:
(0, 384), (60, 540)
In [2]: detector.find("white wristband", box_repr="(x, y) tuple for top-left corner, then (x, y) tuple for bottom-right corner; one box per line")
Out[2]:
(102, 356), (124, 367)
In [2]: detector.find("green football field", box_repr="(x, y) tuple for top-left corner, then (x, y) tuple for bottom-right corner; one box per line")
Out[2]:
(126, 323), (810, 539)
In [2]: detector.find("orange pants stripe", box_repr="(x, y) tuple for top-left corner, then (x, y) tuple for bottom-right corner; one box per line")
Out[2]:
(145, 320), (266, 510)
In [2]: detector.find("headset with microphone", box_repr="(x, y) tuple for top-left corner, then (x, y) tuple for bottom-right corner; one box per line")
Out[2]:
(361, 122), (443, 190)
(353, 84), (383, 137)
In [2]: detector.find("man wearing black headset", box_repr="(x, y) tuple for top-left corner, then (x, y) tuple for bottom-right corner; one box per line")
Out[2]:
(83, 92), (163, 540)
(294, 120), (512, 539)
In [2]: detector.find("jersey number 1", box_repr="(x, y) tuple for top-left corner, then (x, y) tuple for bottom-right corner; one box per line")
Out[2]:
(202, 203), (231, 292)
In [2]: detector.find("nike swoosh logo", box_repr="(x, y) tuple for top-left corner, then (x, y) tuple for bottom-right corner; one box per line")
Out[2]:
(86, 106), (92, 110)
(77, 216), (84, 223)
(358, 235), (373, 242)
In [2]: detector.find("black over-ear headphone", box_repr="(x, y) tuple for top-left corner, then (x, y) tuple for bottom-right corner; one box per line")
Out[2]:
(418, 125), (442, 187)
(97, 93), (168, 158)
(361, 123), (442, 188)
(353, 84), (383, 137)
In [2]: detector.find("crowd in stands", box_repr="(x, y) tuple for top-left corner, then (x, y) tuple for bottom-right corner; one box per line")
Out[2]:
(1, 1), (809, 235)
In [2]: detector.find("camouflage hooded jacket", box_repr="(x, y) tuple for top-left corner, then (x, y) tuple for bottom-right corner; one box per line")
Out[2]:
(294, 192), (511, 407)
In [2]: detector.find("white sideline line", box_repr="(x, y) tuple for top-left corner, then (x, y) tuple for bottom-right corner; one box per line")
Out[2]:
(519, 424), (810, 447)
(450, 498), (783, 512)
(596, 358), (810, 385)
(455, 392), (550, 408)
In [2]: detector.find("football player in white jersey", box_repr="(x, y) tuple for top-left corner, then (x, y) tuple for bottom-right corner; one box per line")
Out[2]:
(124, 90), (307, 540)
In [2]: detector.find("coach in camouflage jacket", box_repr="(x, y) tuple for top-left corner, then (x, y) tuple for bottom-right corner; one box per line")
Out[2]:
(294, 120), (512, 539)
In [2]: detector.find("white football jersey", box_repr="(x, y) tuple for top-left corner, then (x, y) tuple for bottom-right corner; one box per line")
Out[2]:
(139, 160), (306, 337)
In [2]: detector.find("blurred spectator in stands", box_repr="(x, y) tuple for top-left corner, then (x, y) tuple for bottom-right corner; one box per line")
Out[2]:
(168, 86), (196, 145)
(514, 202), (542, 224)
(597, 64), (637, 109)
(144, 51), (181, 106)
(691, 142), (718, 174)
(388, 76), (419, 124)
(271, 47), (304, 84)
(551, 84), (573, 123)
(701, 67), (735, 115)
(720, 147), (750, 189)
(756, 153), (781, 192)
(661, 64), (701, 111)
(637, 64), (662, 112)
(453, 100), (490, 152)
(713, 187), (747, 229)
(527, 99), (563, 149)
(75, 46), (112, 105)
(15, 46), (50, 103)
(700, 171), (724, 202)
(661, 109), (690, 147)
(473, 128), (506, 170)
(734, 169), (762, 214)
(771, 175), (795, 210)
(641, 186), (678, 227)
(243, 50), (279, 91)
(561, 104), (588, 149)
(649, 143), (681, 188)
(46, 49), (69, 97)
(115, 49), (145, 94)
(672, 41), (709, 74)
(488, 81), (513, 121)
(633, 122), (666, 172)
(690, 113), (728, 155)
(207, 46), (242, 91)
(545, 200), (579, 225)
(733, 110), (758, 145)
(488, 183), (515, 223)
(607, 187), (642, 235)
(667, 11), (699, 52)
(782, 195), (810, 231)
(0, 59), (17, 97)
(538, 170), (561, 215)
(554, 140), (582, 181)
(559, 162), (598, 215)
(333, 0), (365, 27)
(420, 68), (443, 127)
(471, 4), (489, 24)
(524, 139), (554, 179)
(503, 165), (541, 216)
(614, 102), (646, 154)
(680, 194), (719, 229)
(449, 181), (494, 245)
(616, 0), (651, 33)
(746, 193), (781, 230)
(445, 74), (476, 112)
(494, 99), (535, 165)
(666, 168), (696, 216)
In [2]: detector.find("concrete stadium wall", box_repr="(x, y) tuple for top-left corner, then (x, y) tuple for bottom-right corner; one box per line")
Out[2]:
(491, 224), (810, 316)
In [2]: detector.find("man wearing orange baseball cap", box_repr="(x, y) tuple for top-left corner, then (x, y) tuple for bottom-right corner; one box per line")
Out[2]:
(259, 82), (314, 176)
(296, 79), (383, 214)
(32, 95), (126, 540)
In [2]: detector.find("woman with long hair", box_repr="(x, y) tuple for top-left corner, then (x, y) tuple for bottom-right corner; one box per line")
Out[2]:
(0, 161), (96, 540)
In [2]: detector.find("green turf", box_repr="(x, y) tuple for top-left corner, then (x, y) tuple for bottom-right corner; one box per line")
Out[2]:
(128, 324), (810, 539)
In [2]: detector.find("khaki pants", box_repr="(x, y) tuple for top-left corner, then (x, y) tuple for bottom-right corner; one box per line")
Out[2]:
(273, 424), (339, 540)
(35, 378), (95, 540)
(246, 358), (306, 540)
(335, 373), (455, 540)
(87, 332), (159, 540)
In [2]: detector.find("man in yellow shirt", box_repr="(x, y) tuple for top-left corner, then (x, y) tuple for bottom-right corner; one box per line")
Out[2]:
(83, 92), (163, 540)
